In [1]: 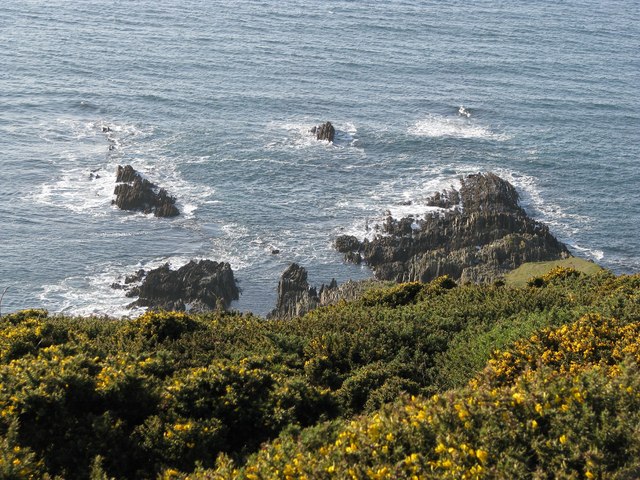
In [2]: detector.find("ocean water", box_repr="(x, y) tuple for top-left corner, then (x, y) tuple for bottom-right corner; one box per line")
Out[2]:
(1, 1), (638, 316)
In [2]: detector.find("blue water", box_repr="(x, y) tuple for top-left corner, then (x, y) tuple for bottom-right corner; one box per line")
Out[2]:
(1, 1), (638, 316)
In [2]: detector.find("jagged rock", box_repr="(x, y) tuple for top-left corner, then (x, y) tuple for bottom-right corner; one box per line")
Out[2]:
(127, 260), (239, 312)
(112, 165), (179, 217)
(318, 279), (384, 305)
(344, 251), (362, 264)
(269, 263), (318, 319)
(310, 122), (335, 142)
(125, 269), (145, 284)
(426, 189), (460, 208)
(116, 165), (137, 183)
(337, 173), (570, 284)
(269, 264), (386, 319)
(383, 216), (414, 236)
(335, 235), (361, 253)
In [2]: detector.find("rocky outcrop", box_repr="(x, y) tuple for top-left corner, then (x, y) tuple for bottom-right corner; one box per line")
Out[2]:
(268, 263), (385, 319)
(336, 173), (570, 284)
(269, 263), (319, 319)
(125, 260), (239, 312)
(112, 165), (179, 217)
(310, 122), (335, 142)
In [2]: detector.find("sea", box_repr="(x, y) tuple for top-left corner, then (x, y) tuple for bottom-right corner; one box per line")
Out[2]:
(1, 1), (638, 317)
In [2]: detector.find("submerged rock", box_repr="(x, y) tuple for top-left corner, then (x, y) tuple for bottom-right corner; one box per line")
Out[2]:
(112, 165), (179, 217)
(336, 173), (570, 284)
(310, 121), (335, 142)
(127, 260), (239, 312)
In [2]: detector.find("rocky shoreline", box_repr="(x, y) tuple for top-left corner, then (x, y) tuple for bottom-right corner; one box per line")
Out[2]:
(268, 173), (572, 318)
(267, 263), (384, 319)
(335, 172), (570, 284)
(114, 171), (574, 317)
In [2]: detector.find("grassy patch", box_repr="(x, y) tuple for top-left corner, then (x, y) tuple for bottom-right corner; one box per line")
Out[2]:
(504, 257), (604, 287)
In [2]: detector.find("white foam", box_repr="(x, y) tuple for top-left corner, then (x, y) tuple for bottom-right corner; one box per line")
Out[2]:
(487, 168), (597, 262)
(33, 118), (214, 220)
(569, 244), (605, 261)
(38, 118), (152, 144)
(40, 266), (146, 318)
(207, 223), (255, 270)
(409, 114), (511, 141)
(265, 121), (360, 150)
(492, 168), (591, 231)
(181, 203), (198, 216)
(32, 165), (115, 216)
(263, 122), (321, 150)
(39, 254), (211, 318)
(458, 105), (472, 118)
(337, 168), (471, 241)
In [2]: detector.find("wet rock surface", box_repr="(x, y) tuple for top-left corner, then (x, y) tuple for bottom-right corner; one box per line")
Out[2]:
(112, 165), (179, 217)
(335, 173), (570, 284)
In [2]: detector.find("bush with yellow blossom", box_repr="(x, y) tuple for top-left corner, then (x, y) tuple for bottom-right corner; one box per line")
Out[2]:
(0, 271), (638, 478)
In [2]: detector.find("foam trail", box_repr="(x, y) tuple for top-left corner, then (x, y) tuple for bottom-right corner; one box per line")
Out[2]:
(567, 243), (605, 262)
(409, 114), (510, 141)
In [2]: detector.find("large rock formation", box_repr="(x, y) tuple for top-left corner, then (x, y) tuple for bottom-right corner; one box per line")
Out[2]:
(268, 263), (383, 319)
(310, 122), (335, 142)
(336, 173), (570, 284)
(126, 260), (239, 312)
(112, 165), (179, 217)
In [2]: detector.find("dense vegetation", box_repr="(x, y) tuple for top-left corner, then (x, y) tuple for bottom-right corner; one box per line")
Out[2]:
(0, 267), (638, 479)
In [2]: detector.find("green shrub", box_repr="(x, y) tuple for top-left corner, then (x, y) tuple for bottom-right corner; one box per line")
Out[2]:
(0, 272), (638, 478)
(361, 282), (424, 307)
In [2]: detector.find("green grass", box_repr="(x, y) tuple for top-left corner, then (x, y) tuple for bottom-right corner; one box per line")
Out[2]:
(504, 256), (604, 287)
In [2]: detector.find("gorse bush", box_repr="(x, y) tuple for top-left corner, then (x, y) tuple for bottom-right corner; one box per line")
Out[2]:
(0, 272), (637, 478)
(209, 362), (640, 479)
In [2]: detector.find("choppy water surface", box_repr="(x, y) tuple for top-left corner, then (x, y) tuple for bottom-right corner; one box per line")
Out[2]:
(1, 1), (638, 316)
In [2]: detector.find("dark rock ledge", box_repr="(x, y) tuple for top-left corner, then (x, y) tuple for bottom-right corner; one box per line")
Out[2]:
(112, 165), (179, 217)
(335, 172), (571, 284)
(118, 260), (239, 312)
